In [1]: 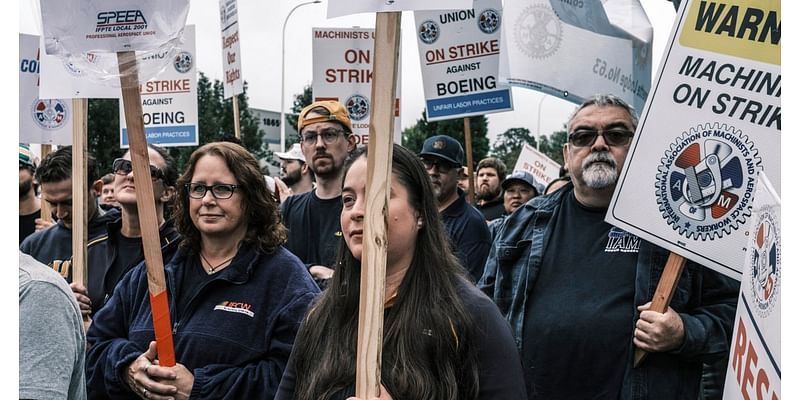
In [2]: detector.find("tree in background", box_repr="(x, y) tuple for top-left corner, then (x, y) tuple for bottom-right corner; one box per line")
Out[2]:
(288, 85), (312, 145)
(401, 110), (489, 170)
(489, 126), (567, 169)
(87, 71), (266, 174)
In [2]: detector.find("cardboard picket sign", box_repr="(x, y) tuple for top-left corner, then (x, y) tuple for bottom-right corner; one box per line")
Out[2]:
(414, 0), (513, 121)
(513, 143), (561, 192)
(722, 173), (780, 400)
(312, 27), (401, 146)
(499, 0), (653, 112)
(607, 0), (781, 280)
(19, 34), (72, 145)
(219, 0), (244, 99)
(327, 0), (471, 18)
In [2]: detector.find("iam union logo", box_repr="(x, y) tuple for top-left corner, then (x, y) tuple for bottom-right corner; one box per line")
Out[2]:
(31, 99), (68, 130)
(655, 123), (762, 240)
(749, 206), (780, 318)
(345, 94), (369, 121)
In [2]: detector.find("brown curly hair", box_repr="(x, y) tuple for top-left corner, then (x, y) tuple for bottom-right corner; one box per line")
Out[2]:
(174, 142), (287, 253)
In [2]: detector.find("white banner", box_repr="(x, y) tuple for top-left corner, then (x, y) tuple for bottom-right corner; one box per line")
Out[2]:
(219, 0), (243, 99)
(607, 0), (780, 280)
(414, 0), (513, 121)
(500, 0), (652, 112)
(327, 0), (471, 19)
(312, 28), (401, 146)
(19, 34), (72, 145)
(513, 143), (560, 192)
(40, 0), (190, 54)
(119, 25), (198, 148)
(39, 47), (120, 99)
(722, 173), (780, 400)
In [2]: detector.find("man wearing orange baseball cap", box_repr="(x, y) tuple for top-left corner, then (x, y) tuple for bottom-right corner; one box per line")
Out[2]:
(281, 100), (356, 288)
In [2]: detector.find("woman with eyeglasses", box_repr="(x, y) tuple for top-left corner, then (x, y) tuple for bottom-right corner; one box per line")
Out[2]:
(87, 142), (320, 400)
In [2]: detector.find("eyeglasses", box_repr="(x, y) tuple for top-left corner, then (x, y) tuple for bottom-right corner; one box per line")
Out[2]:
(568, 128), (634, 147)
(420, 157), (455, 173)
(112, 158), (164, 181)
(185, 183), (240, 199)
(301, 128), (345, 147)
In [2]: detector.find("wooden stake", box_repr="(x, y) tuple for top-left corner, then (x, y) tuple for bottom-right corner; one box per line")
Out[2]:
(633, 252), (687, 367)
(117, 51), (176, 367)
(232, 95), (241, 139)
(71, 99), (88, 288)
(39, 144), (52, 223)
(463, 117), (475, 204)
(356, 11), (401, 400)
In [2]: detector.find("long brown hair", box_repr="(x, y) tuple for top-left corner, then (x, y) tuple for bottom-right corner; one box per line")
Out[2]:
(174, 142), (287, 253)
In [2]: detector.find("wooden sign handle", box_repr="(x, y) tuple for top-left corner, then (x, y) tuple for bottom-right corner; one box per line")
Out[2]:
(463, 117), (475, 204)
(633, 252), (687, 367)
(39, 144), (52, 223)
(71, 98), (88, 288)
(355, 11), (401, 400)
(232, 96), (241, 139)
(117, 51), (176, 367)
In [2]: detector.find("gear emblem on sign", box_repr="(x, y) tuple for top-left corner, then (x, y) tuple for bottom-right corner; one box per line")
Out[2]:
(31, 99), (68, 130)
(477, 9), (501, 34)
(418, 20), (440, 45)
(513, 4), (562, 60)
(749, 206), (780, 318)
(174, 51), (193, 73)
(655, 123), (762, 240)
(346, 95), (369, 121)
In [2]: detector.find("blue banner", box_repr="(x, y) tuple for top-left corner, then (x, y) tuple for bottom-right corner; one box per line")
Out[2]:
(121, 125), (197, 148)
(426, 89), (512, 120)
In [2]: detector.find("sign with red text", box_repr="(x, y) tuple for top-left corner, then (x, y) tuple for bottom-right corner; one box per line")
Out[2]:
(19, 34), (72, 145)
(312, 27), (401, 145)
(415, 0), (513, 121)
(40, 0), (190, 55)
(327, 0), (471, 18)
(119, 25), (198, 147)
(513, 143), (560, 192)
(219, 0), (243, 98)
(723, 173), (780, 400)
(607, 0), (780, 280)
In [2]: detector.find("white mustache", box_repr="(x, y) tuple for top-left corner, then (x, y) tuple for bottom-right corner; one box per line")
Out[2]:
(582, 152), (616, 170)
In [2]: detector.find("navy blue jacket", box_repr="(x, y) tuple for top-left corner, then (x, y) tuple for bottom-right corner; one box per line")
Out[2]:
(479, 183), (739, 400)
(86, 242), (320, 399)
(441, 189), (492, 282)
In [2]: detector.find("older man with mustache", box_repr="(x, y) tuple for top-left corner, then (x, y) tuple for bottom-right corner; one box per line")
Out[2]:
(281, 101), (356, 289)
(479, 94), (738, 400)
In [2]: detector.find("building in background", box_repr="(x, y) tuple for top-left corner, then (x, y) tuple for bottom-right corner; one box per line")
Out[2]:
(250, 107), (298, 176)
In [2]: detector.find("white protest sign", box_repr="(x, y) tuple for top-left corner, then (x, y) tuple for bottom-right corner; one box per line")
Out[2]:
(607, 0), (780, 279)
(414, 0), (513, 121)
(40, 0), (190, 54)
(39, 47), (120, 99)
(513, 143), (560, 191)
(119, 25), (198, 148)
(312, 28), (401, 146)
(723, 173), (780, 400)
(500, 0), (652, 112)
(219, 0), (243, 99)
(327, 0), (471, 19)
(19, 34), (72, 145)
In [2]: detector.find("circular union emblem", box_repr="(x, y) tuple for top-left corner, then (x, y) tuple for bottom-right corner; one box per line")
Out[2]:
(31, 99), (68, 130)
(513, 4), (562, 60)
(477, 9), (501, 34)
(174, 51), (193, 73)
(749, 206), (780, 318)
(345, 95), (369, 121)
(655, 123), (762, 240)
(418, 20), (440, 45)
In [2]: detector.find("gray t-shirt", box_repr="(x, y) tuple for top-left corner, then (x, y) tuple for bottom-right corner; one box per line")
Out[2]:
(19, 251), (87, 400)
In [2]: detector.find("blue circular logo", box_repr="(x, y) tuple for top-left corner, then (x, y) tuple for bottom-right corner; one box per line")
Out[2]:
(418, 20), (440, 45)
(478, 9), (501, 34)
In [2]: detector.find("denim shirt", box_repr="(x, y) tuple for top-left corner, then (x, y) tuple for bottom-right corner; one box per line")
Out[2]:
(479, 183), (739, 399)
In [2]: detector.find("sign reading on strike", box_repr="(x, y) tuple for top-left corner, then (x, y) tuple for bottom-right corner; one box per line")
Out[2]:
(722, 173), (780, 400)
(312, 28), (401, 146)
(607, 0), (780, 280)
(219, 0), (243, 99)
(119, 25), (198, 148)
(513, 143), (560, 192)
(414, 0), (513, 121)
(19, 34), (72, 145)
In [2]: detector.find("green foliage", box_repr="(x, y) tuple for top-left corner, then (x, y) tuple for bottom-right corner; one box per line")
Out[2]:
(288, 85), (313, 145)
(87, 71), (266, 175)
(489, 126), (567, 169)
(400, 110), (489, 170)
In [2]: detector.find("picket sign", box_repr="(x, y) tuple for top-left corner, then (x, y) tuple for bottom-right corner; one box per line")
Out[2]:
(117, 51), (176, 367)
(71, 99), (89, 288)
(463, 117), (475, 204)
(356, 11), (401, 399)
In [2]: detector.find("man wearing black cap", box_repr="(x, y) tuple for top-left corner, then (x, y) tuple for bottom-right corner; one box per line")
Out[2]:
(419, 135), (491, 282)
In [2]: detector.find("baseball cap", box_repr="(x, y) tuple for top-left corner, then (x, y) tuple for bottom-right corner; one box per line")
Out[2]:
(419, 135), (464, 167)
(298, 100), (353, 133)
(502, 171), (541, 195)
(275, 143), (305, 162)
(19, 143), (36, 170)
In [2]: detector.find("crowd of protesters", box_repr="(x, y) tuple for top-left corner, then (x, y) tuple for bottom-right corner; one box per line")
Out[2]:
(20, 95), (737, 400)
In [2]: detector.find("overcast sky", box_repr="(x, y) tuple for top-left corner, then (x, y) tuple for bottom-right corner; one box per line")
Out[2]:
(19, 0), (680, 147)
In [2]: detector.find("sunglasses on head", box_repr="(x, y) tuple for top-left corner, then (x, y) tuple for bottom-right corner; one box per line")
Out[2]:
(112, 158), (165, 181)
